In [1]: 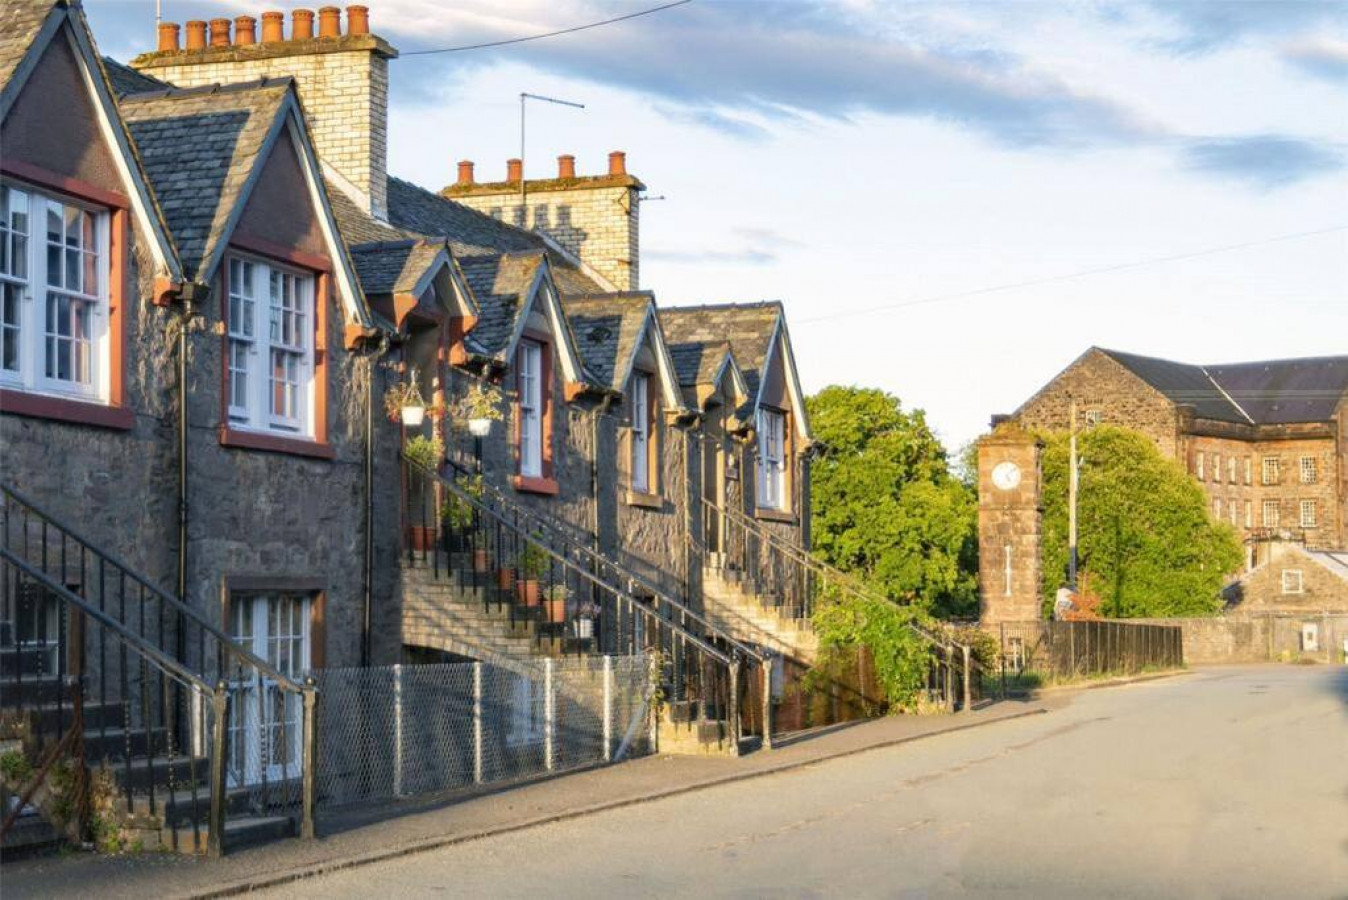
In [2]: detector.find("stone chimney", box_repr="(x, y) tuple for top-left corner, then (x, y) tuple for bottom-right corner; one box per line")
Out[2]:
(130, 6), (397, 220)
(442, 152), (644, 291)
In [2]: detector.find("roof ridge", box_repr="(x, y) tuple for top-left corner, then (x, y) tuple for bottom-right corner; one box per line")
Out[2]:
(120, 74), (294, 102)
(661, 300), (782, 314)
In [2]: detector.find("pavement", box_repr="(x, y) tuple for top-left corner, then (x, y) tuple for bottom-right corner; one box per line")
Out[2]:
(0, 694), (1048, 899)
(242, 664), (1348, 899)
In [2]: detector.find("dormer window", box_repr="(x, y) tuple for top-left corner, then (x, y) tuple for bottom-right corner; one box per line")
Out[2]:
(631, 372), (651, 492)
(0, 184), (109, 401)
(757, 408), (788, 512)
(517, 339), (544, 479)
(227, 257), (315, 436)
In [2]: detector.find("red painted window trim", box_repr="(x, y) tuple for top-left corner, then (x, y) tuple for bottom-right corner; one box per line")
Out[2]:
(512, 474), (560, 495)
(513, 328), (555, 489)
(219, 242), (334, 459)
(0, 180), (131, 431)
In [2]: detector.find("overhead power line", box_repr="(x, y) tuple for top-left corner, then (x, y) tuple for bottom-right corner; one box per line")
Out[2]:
(799, 224), (1348, 324)
(404, 0), (694, 56)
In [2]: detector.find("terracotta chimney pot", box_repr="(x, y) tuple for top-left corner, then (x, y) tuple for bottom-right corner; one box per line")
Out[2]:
(157, 22), (180, 52)
(292, 9), (315, 40)
(209, 18), (232, 47)
(234, 16), (257, 45)
(346, 5), (370, 35)
(261, 11), (285, 42)
(557, 155), (576, 179)
(318, 6), (341, 38)
(184, 20), (207, 50)
(608, 151), (627, 176)
(457, 161), (475, 186)
(506, 159), (523, 183)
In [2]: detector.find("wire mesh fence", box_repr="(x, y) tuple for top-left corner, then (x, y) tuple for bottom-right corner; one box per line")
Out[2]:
(313, 655), (652, 810)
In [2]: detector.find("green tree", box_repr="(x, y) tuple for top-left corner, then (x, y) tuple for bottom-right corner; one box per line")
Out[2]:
(807, 386), (978, 617)
(1039, 426), (1243, 617)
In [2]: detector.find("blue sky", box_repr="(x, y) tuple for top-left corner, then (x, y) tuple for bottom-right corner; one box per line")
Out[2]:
(90, 1), (1348, 451)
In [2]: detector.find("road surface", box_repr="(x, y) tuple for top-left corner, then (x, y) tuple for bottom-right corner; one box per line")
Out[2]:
(262, 665), (1348, 898)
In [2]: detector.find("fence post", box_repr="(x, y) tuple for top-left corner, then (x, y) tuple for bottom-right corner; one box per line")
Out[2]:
(962, 644), (971, 712)
(602, 656), (613, 763)
(392, 663), (403, 797)
(544, 658), (555, 772)
(943, 645), (953, 713)
(761, 656), (773, 750)
(647, 653), (659, 753)
(999, 623), (1007, 699)
(207, 681), (228, 858)
(728, 655), (741, 752)
(301, 679), (317, 839)
(473, 662), (483, 784)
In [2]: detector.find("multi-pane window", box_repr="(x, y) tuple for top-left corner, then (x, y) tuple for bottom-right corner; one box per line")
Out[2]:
(517, 340), (543, 478)
(630, 372), (650, 493)
(1083, 409), (1103, 427)
(1281, 570), (1303, 595)
(1300, 457), (1317, 485)
(226, 257), (314, 435)
(757, 408), (787, 511)
(1262, 500), (1280, 529)
(1300, 500), (1317, 529)
(1211, 453), (1221, 482)
(1228, 457), (1236, 484)
(1244, 500), (1252, 529)
(228, 593), (311, 786)
(1230, 502), (1239, 527)
(1244, 457), (1252, 485)
(1213, 498), (1222, 519)
(0, 184), (107, 398)
(1261, 457), (1280, 485)
(1195, 452), (1204, 480)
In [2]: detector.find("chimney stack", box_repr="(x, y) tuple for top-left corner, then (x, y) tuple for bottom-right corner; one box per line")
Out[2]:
(184, 21), (207, 50)
(292, 9), (315, 40)
(506, 159), (523, 183)
(557, 155), (576, 179)
(234, 16), (257, 45)
(457, 161), (475, 185)
(157, 22), (180, 52)
(260, 11), (285, 42)
(209, 18), (232, 47)
(608, 151), (627, 176)
(347, 5), (370, 35)
(318, 7), (341, 38)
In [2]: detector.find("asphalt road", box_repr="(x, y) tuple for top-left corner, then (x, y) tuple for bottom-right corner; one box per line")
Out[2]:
(261, 666), (1348, 899)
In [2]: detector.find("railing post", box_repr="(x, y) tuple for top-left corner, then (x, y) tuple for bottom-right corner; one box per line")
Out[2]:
(648, 652), (660, 753)
(544, 658), (555, 772)
(207, 681), (228, 858)
(761, 656), (773, 750)
(301, 679), (317, 839)
(473, 661), (483, 784)
(943, 645), (953, 713)
(602, 655), (613, 763)
(392, 663), (403, 797)
(728, 654), (741, 753)
(962, 644), (972, 713)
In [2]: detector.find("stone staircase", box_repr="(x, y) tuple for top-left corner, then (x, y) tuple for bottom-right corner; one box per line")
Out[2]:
(702, 567), (819, 665)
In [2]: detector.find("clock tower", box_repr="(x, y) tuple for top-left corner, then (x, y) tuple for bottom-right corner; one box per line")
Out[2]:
(978, 423), (1044, 625)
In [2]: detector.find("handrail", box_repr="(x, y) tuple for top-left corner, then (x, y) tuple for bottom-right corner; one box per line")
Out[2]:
(1, 547), (211, 694)
(1, 482), (305, 694)
(410, 458), (735, 667)
(702, 495), (975, 660)
(438, 459), (767, 666)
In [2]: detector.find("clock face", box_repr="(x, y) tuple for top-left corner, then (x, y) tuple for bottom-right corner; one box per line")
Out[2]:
(992, 461), (1022, 491)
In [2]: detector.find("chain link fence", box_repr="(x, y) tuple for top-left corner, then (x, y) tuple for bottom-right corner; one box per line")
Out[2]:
(312, 656), (652, 810)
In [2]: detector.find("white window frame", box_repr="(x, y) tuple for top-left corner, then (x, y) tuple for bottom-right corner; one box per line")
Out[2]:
(1300, 456), (1317, 485)
(227, 593), (311, 786)
(1244, 500), (1252, 529)
(1227, 457), (1236, 484)
(1213, 498), (1222, 519)
(1262, 500), (1280, 529)
(1195, 452), (1204, 480)
(0, 183), (110, 402)
(630, 372), (651, 493)
(757, 408), (787, 511)
(517, 340), (543, 478)
(226, 254), (315, 437)
(1281, 570), (1303, 595)
(1300, 500), (1317, 529)
(1211, 453), (1221, 483)
(1262, 457), (1280, 486)
(1244, 457), (1252, 485)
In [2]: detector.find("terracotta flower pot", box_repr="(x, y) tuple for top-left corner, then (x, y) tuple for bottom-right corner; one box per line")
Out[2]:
(517, 580), (540, 607)
(406, 525), (435, 552)
(473, 549), (491, 573)
(496, 568), (516, 591)
(544, 598), (567, 624)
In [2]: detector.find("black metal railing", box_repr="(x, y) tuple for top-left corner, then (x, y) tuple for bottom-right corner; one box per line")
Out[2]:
(0, 483), (316, 855)
(402, 458), (770, 748)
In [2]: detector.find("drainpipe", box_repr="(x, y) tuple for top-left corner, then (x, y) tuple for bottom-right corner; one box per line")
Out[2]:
(362, 335), (391, 667)
(177, 299), (190, 611)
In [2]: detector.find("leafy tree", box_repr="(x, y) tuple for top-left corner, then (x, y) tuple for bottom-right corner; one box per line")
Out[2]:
(1038, 426), (1243, 617)
(807, 386), (978, 618)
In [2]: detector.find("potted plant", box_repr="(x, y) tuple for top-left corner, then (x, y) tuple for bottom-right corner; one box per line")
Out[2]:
(404, 433), (444, 552)
(573, 600), (599, 639)
(514, 542), (551, 607)
(403, 433), (444, 471)
(543, 584), (570, 625)
(385, 375), (427, 426)
(461, 382), (503, 438)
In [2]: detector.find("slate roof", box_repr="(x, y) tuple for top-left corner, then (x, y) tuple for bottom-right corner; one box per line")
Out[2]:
(349, 240), (445, 296)
(0, 0), (53, 98)
(455, 253), (547, 358)
(120, 79), (291, 280)
(659, 302), (782, 398)
(387, 177), (547, 259)
(1308, 550), (1348, 581)
(667, 339), (734, 388)
(1099, 348), (1348, 426)
(562, 294), (653, 393)
(102, 56), (169, 97)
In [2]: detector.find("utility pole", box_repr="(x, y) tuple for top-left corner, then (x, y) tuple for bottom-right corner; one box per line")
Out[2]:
(1068, 395), (1079, 591)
